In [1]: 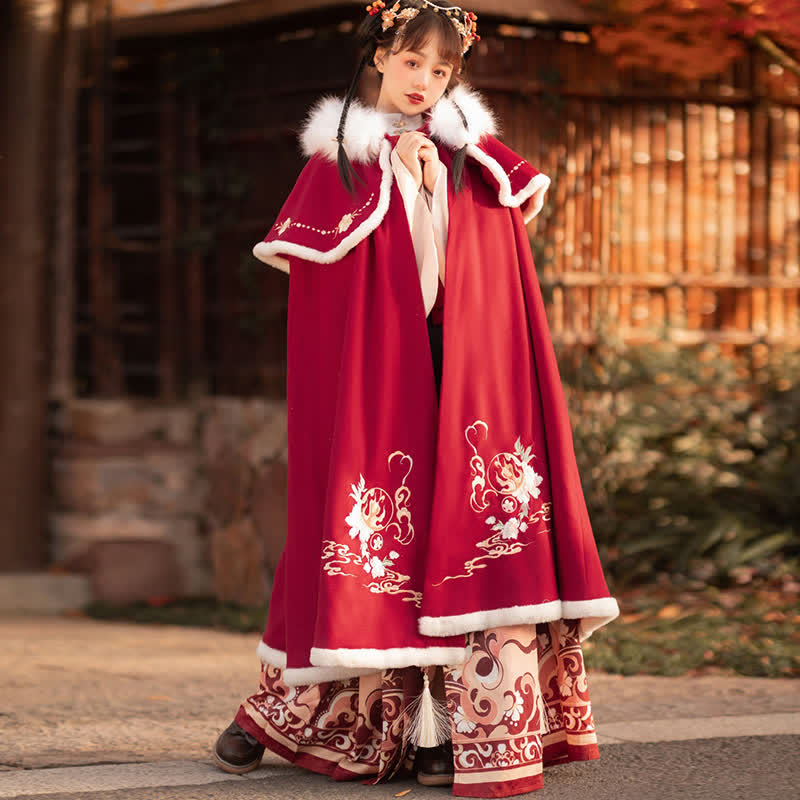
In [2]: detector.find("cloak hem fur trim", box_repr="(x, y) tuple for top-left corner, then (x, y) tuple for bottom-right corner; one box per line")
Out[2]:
(256, 641), (287, 668)
(252, 138), (395, 274)
(465, 144), (551, 222)
(310, 645), (468, 670)
(256, 640), (385, 687)
(418, 597), (620, 642)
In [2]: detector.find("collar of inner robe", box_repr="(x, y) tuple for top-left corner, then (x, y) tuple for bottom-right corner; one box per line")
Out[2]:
(380, 109), (425, 134)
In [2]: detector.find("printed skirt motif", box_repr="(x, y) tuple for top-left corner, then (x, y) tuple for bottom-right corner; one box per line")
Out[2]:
(234, 619), (600, 797)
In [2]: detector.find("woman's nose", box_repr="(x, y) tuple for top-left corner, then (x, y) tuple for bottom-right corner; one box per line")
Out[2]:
(414, 73), (430, 90)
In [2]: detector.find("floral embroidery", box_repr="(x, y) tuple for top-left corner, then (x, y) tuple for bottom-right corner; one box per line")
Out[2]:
(489, 742), (519, 768)
(504, 690), (525, 723)
(321, 450), (422, 607)
(273, 193), (375, 238)
(433, 419), (551, 586)
(453, 704), (477, 733)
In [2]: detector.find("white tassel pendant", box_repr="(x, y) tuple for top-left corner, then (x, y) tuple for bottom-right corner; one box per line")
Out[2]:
(405, 667), (452, 747)
(537, 688), (551, 735)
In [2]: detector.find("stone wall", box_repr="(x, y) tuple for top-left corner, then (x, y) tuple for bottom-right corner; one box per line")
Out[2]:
(49, 398), (288, 607)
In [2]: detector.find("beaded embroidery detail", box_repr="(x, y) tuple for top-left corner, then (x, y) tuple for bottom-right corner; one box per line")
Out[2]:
(273, 192), (376, 238)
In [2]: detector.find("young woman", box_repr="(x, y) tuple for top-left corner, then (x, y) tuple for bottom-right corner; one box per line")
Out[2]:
(212, 1), (619, 795)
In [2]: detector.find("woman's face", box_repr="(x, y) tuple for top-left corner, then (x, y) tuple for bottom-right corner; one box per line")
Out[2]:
(374, 32), (456, 115)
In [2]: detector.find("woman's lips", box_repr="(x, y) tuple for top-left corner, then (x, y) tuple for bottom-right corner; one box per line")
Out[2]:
(406, 94), (424, 104)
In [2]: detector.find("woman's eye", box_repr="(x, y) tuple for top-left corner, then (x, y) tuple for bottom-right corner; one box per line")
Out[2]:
(405, 59), (446, 77)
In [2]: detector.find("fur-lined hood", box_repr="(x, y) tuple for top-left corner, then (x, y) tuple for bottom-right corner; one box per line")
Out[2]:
(298, 82), (501, 164)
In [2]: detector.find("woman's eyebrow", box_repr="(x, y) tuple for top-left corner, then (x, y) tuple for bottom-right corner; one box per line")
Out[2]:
(406, 49), (452, 68)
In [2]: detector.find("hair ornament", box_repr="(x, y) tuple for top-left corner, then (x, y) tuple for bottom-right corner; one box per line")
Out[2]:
(368, 0), (480, 55)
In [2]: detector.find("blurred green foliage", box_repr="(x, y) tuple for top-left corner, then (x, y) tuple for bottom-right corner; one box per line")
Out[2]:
(581, 584), (799, 677)
(85, 597), (267, 633)
(557, 318), (800, 592)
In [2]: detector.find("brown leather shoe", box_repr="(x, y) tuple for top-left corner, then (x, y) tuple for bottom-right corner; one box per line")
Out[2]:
(415, 740), (454, 786)
(212, 720), (266, 774)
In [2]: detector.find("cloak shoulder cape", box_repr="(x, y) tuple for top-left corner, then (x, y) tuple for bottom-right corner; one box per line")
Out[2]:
(253, 83), (619, 686)
(253, 83), (550, 274)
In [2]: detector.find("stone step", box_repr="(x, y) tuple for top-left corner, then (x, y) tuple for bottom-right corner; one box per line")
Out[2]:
(52, 399), (198, 446)
(51, 450), (205, 515)
(48, 512), (212, 598)
(0, 572), (90, 614)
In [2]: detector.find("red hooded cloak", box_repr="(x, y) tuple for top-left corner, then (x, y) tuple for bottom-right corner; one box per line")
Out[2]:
(252, 84), (619, 686)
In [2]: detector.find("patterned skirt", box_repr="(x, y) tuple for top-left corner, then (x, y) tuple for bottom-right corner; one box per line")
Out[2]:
(234, 619), (600, 797)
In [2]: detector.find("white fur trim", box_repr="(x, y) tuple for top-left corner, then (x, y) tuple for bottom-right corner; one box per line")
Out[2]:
(252, 138), (394, 271)
(465, 143), (551, 219)
(310, 645), (467, 670)
(257, 640), (383, 686)
(419, 597), (619, 639)
(427, 82), (500, 149)
(520, 176), (551, 223)
(297, 82), (498, 164)
(419, 600), (562, 637)
(252, 248), (289, 274)
(256, 640), (287, 668)
(563, 597), (621, 641)
(283, 665), (381, 686)
(299, 94), (392, 164)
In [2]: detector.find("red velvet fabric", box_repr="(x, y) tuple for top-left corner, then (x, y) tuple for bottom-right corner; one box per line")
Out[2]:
(258, 123), (616, 674)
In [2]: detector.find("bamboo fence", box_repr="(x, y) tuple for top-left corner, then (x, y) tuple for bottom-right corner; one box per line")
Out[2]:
(70, 16), (800, 398)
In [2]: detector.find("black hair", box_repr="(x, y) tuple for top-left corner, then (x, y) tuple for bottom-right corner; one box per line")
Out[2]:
(336, 0), (475, 196)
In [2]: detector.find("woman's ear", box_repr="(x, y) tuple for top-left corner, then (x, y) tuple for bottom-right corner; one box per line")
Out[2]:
(374, 46), (386, 73)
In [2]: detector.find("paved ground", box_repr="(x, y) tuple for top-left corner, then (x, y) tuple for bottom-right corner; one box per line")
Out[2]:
(1, 616), (798, 799)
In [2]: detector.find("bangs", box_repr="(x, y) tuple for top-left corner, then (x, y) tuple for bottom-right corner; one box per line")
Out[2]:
(392, 10), (464, 70)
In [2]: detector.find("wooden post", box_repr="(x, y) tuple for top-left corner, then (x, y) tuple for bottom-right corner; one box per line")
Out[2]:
(159, 52), (179, 399)
(87, 0), (123, 394)
(50, 0), (82, 402)
(185, 97), (208, 397)
(0, 0), (60, 570)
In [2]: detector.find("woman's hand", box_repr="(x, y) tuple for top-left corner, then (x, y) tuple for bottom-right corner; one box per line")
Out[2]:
(395, 131), (440, 193)
(394, 131), (425, 190)
(416, 137), (441, 195)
